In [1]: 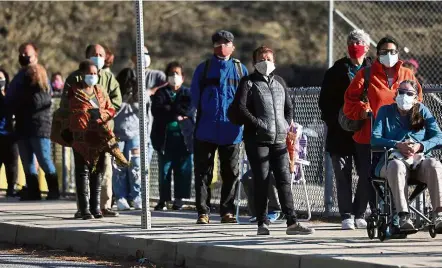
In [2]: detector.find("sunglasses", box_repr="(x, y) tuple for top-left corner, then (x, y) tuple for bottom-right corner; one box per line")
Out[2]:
(398, 89), (416, 97)
(379, 49), (399, 56)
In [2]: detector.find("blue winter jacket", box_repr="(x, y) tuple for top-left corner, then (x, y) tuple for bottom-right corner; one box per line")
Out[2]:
(190, 56), (248, 145)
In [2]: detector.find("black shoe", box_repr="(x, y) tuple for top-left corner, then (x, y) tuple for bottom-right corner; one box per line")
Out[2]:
(154, 202), (167, 211)
(172, 199), (183, 210)
(20, 175), (41, 201)
(74, 210), (82, 219)
(82, 211), (94, 220)
(92, 212), (104, 219)
(6, 188), (18, 198)
(45, 173), (60, 200)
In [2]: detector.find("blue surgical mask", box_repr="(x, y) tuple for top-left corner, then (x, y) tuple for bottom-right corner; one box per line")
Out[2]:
(90, 56), (105, 70)
(84, 74), (99, 87)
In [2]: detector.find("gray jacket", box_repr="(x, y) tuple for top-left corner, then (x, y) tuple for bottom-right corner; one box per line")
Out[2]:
(113, 93), (141, 140)
(236, 72), (293, 144)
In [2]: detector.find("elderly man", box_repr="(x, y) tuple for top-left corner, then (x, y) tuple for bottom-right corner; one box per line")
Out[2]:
(61, 44), (122, 218)
(190, 30), (248, 224)
(318, 30), (372, 230)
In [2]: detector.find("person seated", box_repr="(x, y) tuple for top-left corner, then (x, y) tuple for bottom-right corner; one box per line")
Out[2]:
(371, 80), (442, 231)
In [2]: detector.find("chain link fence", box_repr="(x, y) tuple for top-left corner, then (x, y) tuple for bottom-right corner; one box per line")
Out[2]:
(333, 1), (442, 84)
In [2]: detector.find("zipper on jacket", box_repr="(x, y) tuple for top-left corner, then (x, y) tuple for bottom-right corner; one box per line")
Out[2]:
(268, 79), (278, 144)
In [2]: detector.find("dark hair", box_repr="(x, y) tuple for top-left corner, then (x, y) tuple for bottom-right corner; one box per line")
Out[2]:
(376, 36), (399, 54)
(164, 61), (184, 76)
(116, 67), (137, 98)
(252, 46), (274, 64)
(400, 80), (425, 131)
(18, 42), (39, 54)
(0, 68), (10, 93)
(79, 60), (97, 73)
(51, 72), (63, 82)
(85, 44), (105, 58)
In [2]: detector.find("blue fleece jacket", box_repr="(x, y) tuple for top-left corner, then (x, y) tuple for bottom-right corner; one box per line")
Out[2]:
(371, 103), (442, 176)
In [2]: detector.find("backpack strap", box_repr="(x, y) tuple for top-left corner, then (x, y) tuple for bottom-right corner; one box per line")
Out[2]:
(360, 66), (371, 102)
(233, 58), (244, 79)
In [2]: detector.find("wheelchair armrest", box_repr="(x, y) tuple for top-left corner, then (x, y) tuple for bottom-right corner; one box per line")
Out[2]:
(371, 146), (387, 153)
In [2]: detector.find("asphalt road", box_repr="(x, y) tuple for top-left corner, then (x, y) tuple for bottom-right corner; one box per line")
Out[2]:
(0, 252), (104, 268)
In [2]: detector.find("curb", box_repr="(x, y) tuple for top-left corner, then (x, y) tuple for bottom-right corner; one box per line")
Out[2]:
(0, 222), (398, 268)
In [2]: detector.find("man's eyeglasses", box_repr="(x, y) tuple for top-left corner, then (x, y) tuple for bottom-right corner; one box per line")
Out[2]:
(398, 89), (416, 97)
(379, 49), (399, 56)
(214, 43), (233, 48)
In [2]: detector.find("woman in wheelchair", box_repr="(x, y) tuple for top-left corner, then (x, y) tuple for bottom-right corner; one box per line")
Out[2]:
(371, 80), (442, 231)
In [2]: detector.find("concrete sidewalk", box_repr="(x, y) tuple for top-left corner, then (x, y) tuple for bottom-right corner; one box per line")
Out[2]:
(0, 198), (441, 268)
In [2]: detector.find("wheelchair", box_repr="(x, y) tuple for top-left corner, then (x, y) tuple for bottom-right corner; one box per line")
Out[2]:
(366, 147), (438, 241)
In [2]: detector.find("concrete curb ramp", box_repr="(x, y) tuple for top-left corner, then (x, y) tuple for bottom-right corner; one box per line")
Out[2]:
(0, 221), (397, 268)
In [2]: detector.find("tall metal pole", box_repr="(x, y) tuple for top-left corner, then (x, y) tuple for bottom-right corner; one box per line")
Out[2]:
(134, 0), (151, 229)
(324, 0), (334, 216)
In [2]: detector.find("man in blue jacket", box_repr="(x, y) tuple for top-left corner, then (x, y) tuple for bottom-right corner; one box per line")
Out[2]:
(191, 30), (248, 224)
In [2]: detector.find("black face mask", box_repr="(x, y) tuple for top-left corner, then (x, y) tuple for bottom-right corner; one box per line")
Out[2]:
(19, 55), (31, 66)
(0, 80), (5, 89)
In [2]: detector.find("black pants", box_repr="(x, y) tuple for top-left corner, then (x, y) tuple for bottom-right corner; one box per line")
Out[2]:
(0, 135), (18, 193)
(331, 143), (375, 220)
(194, 139), (240, 216)
(74, 151), (105, 215)
(245, 141), (297, 226)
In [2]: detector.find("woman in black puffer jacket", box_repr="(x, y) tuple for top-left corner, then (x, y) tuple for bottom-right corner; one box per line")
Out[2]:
(233, 46), (314, 236)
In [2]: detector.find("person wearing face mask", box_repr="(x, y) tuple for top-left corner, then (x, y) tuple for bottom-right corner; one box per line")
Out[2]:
(319, 29), (373, 230)
(50, 72), (64, 97)
(0, 68), (19, 197)
(232, 45), (313, 235)
(61, 44), (122, 218)
(52, 60), (128, 219)
(344, 36), (423, 223)
(372, 80), (442, 231)
(190, 30), (248, 224)
(151, 62), (195, 211)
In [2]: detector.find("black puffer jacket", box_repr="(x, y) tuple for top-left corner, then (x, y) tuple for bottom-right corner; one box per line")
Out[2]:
(318, 56), (371, 155)
(235, 72), (293, 144)
(15, 83), (52, 139)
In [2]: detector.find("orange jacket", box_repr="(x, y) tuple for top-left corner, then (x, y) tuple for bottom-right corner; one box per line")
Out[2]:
(343, 60), (422, 144)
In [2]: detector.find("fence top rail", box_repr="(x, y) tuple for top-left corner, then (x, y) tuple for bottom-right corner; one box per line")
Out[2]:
(288, 84), (442, 95)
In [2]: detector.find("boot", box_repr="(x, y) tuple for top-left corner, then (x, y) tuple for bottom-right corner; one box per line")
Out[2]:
(89, 172), (103, 219)
(74, 153), (93, 220)
(46, 173), (60, 200)
(20, 174), (41, 201)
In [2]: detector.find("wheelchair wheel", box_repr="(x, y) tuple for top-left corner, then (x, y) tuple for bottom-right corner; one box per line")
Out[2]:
(378, 222), (388, 242)
(367, 221), (376, 240)
(429, 225), (437, 238)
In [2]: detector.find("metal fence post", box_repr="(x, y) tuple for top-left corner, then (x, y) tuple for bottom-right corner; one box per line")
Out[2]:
(134, 0), (151, 230)
(323, 0), (334, 216)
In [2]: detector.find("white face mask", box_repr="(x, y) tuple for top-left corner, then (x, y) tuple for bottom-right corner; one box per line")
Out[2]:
(396, 94), (415, 111)
(144, 54), (151, 68)
(379, 53), (399, 68)
(167, 74), (183, 87)
(84, 74), (99, 87)
(255, 60), (276, 76)
(90, 56), (105, 70)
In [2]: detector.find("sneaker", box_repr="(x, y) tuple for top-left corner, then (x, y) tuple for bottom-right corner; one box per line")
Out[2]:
(267, 212), (280, 223)
(154, 202), (167, 211)
(249, 216), (257, 223)
(399, 215), (415, 230)
(286, 222), (315, 235)
(341, 218), (355, 230)
(133, 197), (142, 210)
(355, 218), (367, 229)
(197, 214), (209, 224)
(257, 224), (270, 235)
(116, 198), (131, 211)
(221, 213), (237, 224)
(101, 208), (119, 217)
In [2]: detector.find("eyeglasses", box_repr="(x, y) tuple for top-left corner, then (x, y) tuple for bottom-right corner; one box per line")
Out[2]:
(379, 49), (398, 56)
(398, 89), (416, 97)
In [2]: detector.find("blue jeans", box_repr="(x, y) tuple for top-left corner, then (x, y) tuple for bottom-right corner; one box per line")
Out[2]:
(18, 137), (56, 176)
(112, 136), (141, 201)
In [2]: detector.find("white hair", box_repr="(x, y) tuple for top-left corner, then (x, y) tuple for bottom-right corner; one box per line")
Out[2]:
(347, 29), (370, 46)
